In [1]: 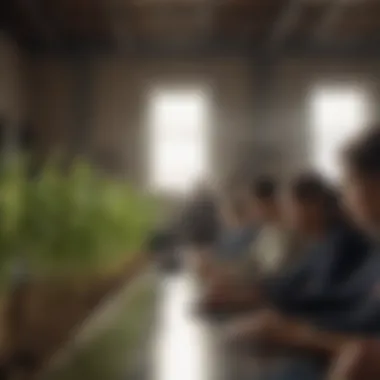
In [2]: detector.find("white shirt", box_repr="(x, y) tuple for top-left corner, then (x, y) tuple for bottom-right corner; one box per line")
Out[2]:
(249, 224), (296, 278)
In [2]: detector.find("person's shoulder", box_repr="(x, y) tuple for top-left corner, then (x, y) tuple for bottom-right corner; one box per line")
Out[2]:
(334, 223), (371, 252)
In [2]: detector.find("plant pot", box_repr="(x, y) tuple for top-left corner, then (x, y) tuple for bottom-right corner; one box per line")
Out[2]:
(40, 270), (157, 380)
(1, 253), (149, 379)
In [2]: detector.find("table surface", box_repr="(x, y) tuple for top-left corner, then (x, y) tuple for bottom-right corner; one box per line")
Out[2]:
(151, 270), (257, 380)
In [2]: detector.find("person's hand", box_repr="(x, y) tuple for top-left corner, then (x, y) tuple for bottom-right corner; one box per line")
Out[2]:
(201, 282), (261, 315)
(329, 340), (380, 380)
(203, 269), (230, 293)
(224, 309), (286, 345)
(193, 255), (213, 279)
(197, 280), (235, 315)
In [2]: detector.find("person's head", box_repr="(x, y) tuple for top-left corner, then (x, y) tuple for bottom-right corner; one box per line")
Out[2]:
(285, 172), (340, 236)
(342, 125), (380, 236)
(250, 176), (279, 224)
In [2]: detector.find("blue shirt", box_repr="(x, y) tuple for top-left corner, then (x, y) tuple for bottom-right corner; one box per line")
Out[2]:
(263, 225), (372, 332)
(328, 246), (380, 334)
(216, 225), (258, 262)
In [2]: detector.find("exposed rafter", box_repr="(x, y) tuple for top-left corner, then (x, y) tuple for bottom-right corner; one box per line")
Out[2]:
(195, 0), (221, 36)
(103, 0), (132, 48)
(27, 35), (380, 60)
(314, 0), (345, 42)
(4, 0), (380, 59)
(15, 0), (58, 46)
(268, 0), (303, 50)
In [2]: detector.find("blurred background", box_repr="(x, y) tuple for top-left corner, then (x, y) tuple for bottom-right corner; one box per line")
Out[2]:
(0, 0), (380, 380)
(2, 0), (380, 190)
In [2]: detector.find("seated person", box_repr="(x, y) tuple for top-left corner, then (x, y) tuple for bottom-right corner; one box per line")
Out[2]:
(217, 192), (258, 261)
(246, 176), (300, 278)
(204, 190), (260, 283)
(225, 126), (380, 380)
(221, 174), (369, 379)
(262, 173), (370, 324)
(201, 176), (300, 313)
(180, 183), (220, 248)
(178, 183), (221, 278)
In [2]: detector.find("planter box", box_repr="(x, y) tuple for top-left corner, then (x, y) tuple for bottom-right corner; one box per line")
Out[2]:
(40, 270), (157, 380)
(0, 253), (148, 377)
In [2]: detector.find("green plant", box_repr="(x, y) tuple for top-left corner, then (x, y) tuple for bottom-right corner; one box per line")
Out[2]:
(0, 156), (157, 279)
(0, 155), (157, 379)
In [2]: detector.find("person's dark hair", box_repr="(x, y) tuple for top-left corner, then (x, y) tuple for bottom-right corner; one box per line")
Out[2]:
(291, 172), (333, 201)
(179, 190), (220, 246)
(289, 172), (342, 226)
(251, 176), (278, 200)
(342, 125), (380, 175)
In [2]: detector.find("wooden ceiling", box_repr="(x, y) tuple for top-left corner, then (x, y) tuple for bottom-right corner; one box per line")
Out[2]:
(2, 0), (380, 56)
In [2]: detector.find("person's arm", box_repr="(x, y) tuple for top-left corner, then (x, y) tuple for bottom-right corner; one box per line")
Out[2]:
(225, 309), (354, 356)
(202, 231), (314, 312)
(261, 314), (349, 355)
(191, 247), (217, 279)
(200, 252), (319, 314)
(199, 280), (263, 317)
(199, 254), (303, 313)
(329, 340), (380, 380)
(199, 235), (265, 312)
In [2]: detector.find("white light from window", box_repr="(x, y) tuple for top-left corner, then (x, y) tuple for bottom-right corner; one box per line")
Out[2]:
(148, 88), (209, 194)
(311, 87), (368, 181)
(153, 275), (209, 380)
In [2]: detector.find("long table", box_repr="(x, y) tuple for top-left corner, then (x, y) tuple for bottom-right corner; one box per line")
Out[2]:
(152, 270), (258, 380)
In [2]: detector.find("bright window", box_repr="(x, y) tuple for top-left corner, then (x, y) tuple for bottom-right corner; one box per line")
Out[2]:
(311, 87), (368, 181)
(148, 88), (209, 194)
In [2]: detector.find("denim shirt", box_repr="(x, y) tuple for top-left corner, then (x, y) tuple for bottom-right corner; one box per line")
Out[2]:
(328, 245), (380, 334)
(216, 225), (259, 262)
(264, 225), (371, 331)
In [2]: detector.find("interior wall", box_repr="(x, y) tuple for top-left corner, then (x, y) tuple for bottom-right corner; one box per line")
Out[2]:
(270, 58), (380, 178)
(0, 32), (28, 150)
(28, 53), (380, 185)
(30, 56), (255, 183)
(28, 57), (74, 155)
(90, 58), (253, 184)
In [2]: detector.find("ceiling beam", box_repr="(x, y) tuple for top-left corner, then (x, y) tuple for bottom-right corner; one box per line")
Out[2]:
(0, 1), (15, 33)
(15, 0), (58, 46)
(27, 37), (380, 60)
(195, 0), (221, 36)
(267, 0), (303, 51)
(108, 1), (222, 48)
(102, 0), (131, 45)
(313, 0), (345, 42)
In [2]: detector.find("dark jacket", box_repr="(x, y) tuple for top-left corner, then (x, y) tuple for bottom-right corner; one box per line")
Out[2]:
(264, 225), (372, 332)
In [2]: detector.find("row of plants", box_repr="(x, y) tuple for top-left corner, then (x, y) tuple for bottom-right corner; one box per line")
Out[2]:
(0, 155), (158, 376)
(0, 156), (157, 280)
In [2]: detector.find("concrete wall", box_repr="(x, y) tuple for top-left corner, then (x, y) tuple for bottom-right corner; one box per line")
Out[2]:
(269, 58), (380, 178)
(0, 32), (28, 151)
(28, 53), (380, 185)
(28, 57), (75, 156)
(90, 58), (253, 184)
(30, 56), (255, 184)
